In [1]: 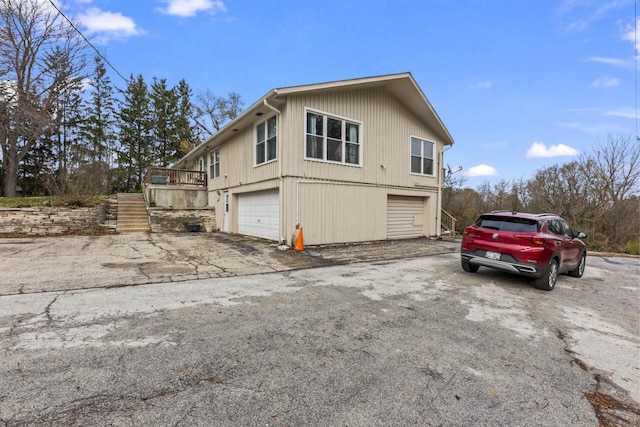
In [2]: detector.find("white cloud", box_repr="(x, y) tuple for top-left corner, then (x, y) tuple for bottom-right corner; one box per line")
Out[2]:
(584, 57), (631, 67)
(558, 0), (627, 32)
(80, 77), (92, 91)
(470, 81), (493, 90)
(590, 76), (619, 87)
(156, 0), (226, 17)
(604, 108), (636, 119)
(622, 18), (639, 54)
(465, 164), (498, 177)
(558, 121), (627, 134)
(77, 7), (143, 38)
(526, 142), (579, 158)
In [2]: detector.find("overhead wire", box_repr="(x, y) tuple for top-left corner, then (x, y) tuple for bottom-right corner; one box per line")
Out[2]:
(46, 0), (130, 84)
(46, 0), (215, 142)
(634, 0), (638, 139)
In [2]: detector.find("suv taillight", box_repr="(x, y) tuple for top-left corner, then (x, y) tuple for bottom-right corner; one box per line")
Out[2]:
(463, 227), (473, 236)
(513, 234), (545, 245)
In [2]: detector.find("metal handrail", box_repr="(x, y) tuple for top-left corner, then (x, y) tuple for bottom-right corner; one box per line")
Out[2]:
(144, 167), (207, 187)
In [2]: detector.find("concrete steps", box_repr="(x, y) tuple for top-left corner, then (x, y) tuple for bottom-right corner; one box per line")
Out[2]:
(116, 193), (150, 234)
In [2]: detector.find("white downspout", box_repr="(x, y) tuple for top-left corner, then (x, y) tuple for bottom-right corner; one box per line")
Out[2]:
(263, 97), (286, 243)
(437, 145), (453, 237)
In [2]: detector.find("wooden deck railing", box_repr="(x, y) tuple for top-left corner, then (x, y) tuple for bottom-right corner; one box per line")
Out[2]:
(441, 209), (457, 236)
(144, 168), (207, 187)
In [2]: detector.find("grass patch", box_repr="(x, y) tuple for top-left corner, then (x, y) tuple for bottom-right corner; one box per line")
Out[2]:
(624, 239), (640, 255)
(0, 195), (110, 208)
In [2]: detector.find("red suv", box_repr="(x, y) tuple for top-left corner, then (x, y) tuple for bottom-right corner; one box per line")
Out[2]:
(460, 211), (587, 291)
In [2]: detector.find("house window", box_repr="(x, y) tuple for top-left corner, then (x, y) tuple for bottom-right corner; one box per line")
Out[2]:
(210, 149), (220, 179)
(410, 137), (434, 175)
(305, 109), (361, 166)
(256, 116), (277, 165)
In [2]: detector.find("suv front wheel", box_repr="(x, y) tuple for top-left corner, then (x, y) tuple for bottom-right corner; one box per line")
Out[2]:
(535, 259), (558, 291)
(568, 252), (586, 278)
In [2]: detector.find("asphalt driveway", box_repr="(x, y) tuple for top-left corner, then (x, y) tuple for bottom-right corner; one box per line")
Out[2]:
(0, 234), (638, 426)
(0, 233), (458, 295)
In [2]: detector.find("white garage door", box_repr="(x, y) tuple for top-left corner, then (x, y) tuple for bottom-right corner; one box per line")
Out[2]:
(238, 189), (280, 241)
(387, 196), (425, 239)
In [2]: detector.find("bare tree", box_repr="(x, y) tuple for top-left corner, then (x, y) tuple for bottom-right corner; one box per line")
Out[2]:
(0, 0), (86, 196)
(194, 90), (244, 138)
(590, 134), (640, 203)
(587, 134), (640, 249)
(442, 168), (466, 210)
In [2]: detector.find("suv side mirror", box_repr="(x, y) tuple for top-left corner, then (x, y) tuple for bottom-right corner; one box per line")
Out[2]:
(576, 232), (587, 239)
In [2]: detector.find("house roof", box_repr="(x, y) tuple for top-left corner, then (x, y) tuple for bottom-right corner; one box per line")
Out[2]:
(173, 72), (454, 168)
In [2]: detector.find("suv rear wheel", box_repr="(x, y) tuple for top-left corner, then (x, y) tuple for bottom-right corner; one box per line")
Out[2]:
(535, 259), (558, 291)
(461, 260), (479, 273)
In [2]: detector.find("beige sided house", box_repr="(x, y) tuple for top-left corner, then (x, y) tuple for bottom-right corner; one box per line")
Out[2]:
(172, 73), (454, 246)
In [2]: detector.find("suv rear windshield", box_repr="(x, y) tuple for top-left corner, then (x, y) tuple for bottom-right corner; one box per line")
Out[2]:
(475, 215), (540, 232)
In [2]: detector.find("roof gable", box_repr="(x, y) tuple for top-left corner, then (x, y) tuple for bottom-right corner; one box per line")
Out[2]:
(174, 72), (453, 168)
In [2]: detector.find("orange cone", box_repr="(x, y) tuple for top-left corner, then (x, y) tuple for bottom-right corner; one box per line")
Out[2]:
(294, 227), (304, 251)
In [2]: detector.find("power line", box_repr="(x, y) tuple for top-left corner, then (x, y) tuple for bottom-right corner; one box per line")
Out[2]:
(634, 0), (638, 139)
(46, 0), (130, 84)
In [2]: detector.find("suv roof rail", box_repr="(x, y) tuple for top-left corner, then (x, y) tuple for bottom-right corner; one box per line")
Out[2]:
(536, 212), (557, 217)
(491, 210), (518, 215)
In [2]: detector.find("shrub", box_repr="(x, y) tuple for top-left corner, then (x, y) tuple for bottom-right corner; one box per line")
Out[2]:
(624, 239), (640, 255)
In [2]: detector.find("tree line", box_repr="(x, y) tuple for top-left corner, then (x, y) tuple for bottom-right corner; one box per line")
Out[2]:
(443, 135), (640, 253)
(0, 0), (242, 199)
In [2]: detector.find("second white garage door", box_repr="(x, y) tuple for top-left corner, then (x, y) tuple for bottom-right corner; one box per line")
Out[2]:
(238, 189), (280, 241)
(387, 195), (426, 239)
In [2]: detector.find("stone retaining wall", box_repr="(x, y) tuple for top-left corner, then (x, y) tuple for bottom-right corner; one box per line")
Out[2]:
(0, 206), (106, 236)
(148, 208), (216, 233)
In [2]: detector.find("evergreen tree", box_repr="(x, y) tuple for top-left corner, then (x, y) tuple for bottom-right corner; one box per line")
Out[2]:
(150, 77), (180, 167)
(82, 56), (116, 165)
(18, 140), (54, 196)
(43, 46), (86, 196)
(116, 75), (153, 192)
(80, 56), (116, 193)
(176, 79), (198, 158)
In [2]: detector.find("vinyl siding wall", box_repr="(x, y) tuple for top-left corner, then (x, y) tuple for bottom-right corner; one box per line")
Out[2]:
(282, 177), (437, 246)
(278, 87), (442, 245)
(279, 87), (442, 188)
(203, 123), (280, 234)
(196, 86), (445, 245)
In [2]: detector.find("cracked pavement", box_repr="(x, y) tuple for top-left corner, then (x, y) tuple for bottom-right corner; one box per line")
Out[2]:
(0, 234), (638, 425)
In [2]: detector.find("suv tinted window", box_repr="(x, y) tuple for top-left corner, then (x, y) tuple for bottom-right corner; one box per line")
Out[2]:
(475, 216), (539, 232)
(560, 220), (574, 237)
(547, 219), (563, 235)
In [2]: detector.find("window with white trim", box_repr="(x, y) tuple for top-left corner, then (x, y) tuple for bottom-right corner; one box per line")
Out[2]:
(256, 116), (277, 165)
(410, 137), (434, 175)
(305, 110), (361, 165)
(209, 149), (220, 179)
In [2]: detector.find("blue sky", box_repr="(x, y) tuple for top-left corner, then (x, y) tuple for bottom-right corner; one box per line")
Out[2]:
(60, 0), (638, 186)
